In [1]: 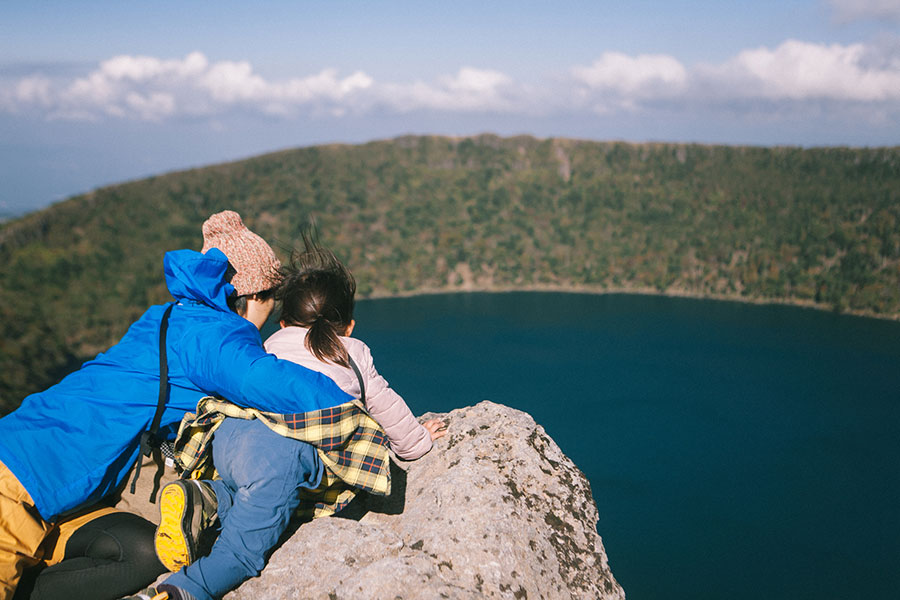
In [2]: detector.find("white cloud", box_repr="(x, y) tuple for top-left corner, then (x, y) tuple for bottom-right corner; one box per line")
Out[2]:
(1, 52), (377, 121)
(199, 60), (268, 103)
(828, 0), (900, 23)
(567, 40), (900, 114)
(1, 43), (898, 124)
(273, 68), (373, 103)
(572, 53), (688, 96)
(100, 52), (209, 82)
(702, 39), (900, 102)
(379, 67), (520, 112)
(570, 52), (688, 113)
(0, 75), (52, 114)
(15, 76), (53, 107)
(125, 92), (176, 121)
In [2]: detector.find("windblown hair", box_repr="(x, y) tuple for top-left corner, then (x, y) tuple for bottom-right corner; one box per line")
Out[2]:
(277, 231), (356, 368)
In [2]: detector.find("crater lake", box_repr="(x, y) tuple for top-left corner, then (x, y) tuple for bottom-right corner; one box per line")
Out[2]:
(313, 292), (900, 600)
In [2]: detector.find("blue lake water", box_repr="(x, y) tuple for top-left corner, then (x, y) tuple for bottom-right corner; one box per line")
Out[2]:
(340, 292), (899, 600)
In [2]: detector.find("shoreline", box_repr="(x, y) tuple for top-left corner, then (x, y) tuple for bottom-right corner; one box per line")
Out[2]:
(363, 283), (900, 323)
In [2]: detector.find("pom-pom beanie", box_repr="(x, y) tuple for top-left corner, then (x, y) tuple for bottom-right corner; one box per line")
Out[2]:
(201, 210), (282, 296)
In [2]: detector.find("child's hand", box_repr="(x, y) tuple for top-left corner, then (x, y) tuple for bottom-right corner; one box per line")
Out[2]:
(423, 419), (448, 441)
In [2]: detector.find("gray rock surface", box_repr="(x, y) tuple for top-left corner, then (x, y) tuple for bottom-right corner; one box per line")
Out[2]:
(226, 401), (624, 600)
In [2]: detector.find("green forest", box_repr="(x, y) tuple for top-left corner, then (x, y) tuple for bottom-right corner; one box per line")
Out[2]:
(2, 135), (899, 413)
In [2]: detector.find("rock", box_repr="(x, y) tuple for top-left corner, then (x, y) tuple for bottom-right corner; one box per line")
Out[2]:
(226, 401), (624, 600)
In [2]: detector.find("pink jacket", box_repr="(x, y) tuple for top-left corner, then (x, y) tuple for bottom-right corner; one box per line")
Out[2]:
(264, 326), (433, 460)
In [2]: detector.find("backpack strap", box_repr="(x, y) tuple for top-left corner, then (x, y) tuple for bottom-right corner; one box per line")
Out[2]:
(347, 353), (365, 404)
(129, 302), (175, 501)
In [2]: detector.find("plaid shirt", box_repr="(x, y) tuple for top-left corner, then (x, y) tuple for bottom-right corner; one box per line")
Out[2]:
(173, 396), (391, 521)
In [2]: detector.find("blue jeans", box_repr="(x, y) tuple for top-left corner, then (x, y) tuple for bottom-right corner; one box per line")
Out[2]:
(164, 417), (324, 600)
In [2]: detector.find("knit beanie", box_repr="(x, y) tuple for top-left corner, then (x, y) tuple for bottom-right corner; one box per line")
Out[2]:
(201, 210), (282, 296)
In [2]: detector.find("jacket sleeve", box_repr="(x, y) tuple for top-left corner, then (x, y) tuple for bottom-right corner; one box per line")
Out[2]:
(177, 319), (352, 414)
(357, 344), (433, 460)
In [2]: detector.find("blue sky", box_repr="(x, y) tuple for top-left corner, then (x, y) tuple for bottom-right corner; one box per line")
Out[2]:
(2, 0), (899, 215)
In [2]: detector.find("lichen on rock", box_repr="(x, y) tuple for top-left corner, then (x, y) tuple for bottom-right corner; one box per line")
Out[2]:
(226, 401), (624, 600)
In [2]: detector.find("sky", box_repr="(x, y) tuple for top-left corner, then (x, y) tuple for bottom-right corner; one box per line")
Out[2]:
(1, 0), (899, 216)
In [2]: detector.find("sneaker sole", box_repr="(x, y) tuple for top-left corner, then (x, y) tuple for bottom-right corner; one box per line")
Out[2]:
(155, 482), (194, 572)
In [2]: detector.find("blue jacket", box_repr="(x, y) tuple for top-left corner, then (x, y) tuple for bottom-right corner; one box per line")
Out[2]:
(0, 248), (352, 520)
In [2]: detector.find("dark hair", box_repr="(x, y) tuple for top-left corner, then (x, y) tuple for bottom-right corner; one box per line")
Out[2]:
(227, 287), (276, 316)
(277, 231), (356, 368)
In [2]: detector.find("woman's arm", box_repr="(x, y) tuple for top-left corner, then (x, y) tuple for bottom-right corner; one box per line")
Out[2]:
(356, 344), (434, 460)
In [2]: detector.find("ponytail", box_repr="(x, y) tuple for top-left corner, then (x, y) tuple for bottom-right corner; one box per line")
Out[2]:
(306, 314), (350, 368)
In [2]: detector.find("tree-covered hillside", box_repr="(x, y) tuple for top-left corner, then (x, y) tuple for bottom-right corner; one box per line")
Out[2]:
(2, 135), (899, 413)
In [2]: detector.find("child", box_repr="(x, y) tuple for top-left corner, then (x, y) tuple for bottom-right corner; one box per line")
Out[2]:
(145, 236), (446, 600)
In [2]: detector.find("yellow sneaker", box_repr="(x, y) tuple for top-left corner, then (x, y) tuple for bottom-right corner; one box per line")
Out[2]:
(154, 480), (218, 572)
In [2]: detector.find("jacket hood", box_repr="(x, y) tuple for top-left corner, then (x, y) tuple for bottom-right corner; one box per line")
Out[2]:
(164, 248), (235, 311)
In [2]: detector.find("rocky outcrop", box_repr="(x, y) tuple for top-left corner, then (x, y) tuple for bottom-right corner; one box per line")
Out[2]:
(227, 401), (623, 599)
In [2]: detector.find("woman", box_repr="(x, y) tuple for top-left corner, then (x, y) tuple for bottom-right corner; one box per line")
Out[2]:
(0, 211), (352, 600)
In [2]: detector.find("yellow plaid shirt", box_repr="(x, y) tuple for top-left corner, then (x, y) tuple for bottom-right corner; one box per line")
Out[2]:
(173, 396), (391, 521)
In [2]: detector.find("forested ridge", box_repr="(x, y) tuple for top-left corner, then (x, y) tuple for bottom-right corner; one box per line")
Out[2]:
(2, 134), (899, 413)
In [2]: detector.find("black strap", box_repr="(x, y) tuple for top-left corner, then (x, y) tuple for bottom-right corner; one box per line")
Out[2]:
(149, 302), (175, 444)
(129, 302), (175, 500)
(347, 354), (365, 404)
